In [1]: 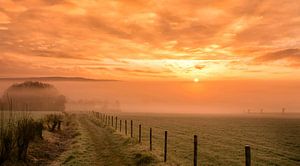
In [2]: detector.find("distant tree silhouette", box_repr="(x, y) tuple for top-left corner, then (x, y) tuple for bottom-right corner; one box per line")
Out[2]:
(1, 81), (66, 112)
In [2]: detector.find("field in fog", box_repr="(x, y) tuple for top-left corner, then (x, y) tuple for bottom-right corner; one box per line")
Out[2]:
(1, 80), (300, 165)
(1, 80), (300, 114)
(111, 113), (300, 165)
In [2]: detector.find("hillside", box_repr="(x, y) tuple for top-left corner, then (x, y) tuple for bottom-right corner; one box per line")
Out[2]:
(0, 77), (118, 82)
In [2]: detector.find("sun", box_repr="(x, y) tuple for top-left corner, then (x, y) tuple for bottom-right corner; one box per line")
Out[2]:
(193, 78), (199, 83)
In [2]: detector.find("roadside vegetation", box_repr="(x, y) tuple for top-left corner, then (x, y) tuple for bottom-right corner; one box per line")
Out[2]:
(0, 81), (76, 165)
(0, 110), (79, 165)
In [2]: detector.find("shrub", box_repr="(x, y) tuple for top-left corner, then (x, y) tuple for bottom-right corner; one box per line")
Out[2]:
(34, 120), (44, 139)
(45, 114), (63, 132)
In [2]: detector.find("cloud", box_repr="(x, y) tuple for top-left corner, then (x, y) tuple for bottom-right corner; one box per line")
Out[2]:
(194, 65), (206, 70)
(114, 67), (167, 74)
(0, 0), (299, 80)
(0, 11), (10, 24)
(0, 0), (27, 13)
(255, 49), (300, 62)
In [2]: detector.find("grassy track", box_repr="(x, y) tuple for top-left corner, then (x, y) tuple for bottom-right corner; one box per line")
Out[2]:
(79, 115), (135, 165)
(59, 114), (162, 166)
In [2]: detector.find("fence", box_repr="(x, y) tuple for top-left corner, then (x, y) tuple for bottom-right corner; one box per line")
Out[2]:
(91, 112), (252, 166)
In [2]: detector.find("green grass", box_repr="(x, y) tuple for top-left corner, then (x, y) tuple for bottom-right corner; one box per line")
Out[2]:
(54, 116), (98, 165)
(103, 113), (300, 166)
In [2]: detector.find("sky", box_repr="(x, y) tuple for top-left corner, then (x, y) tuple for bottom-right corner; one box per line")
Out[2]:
(0, 0), (300, 81)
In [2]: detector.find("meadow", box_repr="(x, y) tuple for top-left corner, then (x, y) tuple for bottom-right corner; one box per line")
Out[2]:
(104, 113), (300, 166)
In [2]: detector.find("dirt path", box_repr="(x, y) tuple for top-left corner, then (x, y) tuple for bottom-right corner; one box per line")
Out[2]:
(77, 115), (136, 166)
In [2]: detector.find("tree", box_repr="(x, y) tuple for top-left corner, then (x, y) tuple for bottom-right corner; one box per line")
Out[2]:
(1, 81), (66, 112)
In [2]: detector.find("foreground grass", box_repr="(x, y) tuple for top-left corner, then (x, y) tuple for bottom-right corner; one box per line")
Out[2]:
(109, 113), (300, 166)
(51, 114), (98, 165)
(1, 112), (79, 166)
(57, 114), (176, 166)
(3, 112), (174, 166)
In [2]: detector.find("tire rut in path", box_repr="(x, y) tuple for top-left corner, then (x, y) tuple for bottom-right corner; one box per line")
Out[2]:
(78, 115), (135, 166)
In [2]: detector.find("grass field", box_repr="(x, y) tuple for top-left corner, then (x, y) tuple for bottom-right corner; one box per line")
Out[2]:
(100, 113), (300, 166)
(1, 110), (299, 165)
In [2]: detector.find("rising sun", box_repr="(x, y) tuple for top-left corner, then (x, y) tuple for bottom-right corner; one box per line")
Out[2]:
(194, 78), (199, 83)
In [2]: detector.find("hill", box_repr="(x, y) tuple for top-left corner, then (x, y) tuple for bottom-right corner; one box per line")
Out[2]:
(0, 77), (118, 82)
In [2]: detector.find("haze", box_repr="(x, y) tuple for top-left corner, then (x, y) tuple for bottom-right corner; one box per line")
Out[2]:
(0, 80), (299, 114)
(0, 0), (299, 114)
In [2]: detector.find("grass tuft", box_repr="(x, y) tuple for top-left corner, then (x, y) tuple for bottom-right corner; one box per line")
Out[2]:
(63, 154), (76, 164)
(134, 153), (155, 166)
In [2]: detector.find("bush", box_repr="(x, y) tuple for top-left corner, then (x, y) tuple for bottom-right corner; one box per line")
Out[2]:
(1, 81), (66, 112)
(34, 120), (44, 139)
(45, 114), (63, 132)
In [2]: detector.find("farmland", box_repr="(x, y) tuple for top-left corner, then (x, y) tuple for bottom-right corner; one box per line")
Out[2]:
(0, 110), (299, 165)
(96, 113), (300, 165)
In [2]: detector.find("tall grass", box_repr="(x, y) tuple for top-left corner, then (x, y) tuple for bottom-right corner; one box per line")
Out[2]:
(0, 100), (15, 164)
(0, 99), (56, 164)
(0, 120), (15, 164)
(16, 117), (35, 161)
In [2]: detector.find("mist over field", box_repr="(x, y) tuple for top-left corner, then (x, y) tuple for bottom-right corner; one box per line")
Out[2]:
(1, 0), (300, 165)
(1, 80), (300, 114)
(0, 80), (299, 165)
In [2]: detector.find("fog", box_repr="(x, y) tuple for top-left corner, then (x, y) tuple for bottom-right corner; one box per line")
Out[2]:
(0, 80), (300, 114)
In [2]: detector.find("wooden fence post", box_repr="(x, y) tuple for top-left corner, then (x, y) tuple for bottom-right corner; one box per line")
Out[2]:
(139, 124), (142, 143)
(120, 119), (122, 132)
(131, 120), (133, 138)
(125, 120), (127, 135)
(245, 145), (251, 166)
(194, 135), (198, 166)
(111, 116), (113, 127)
(115, 117), (118, 130)
(164, 131), (167, 162)
(150, 128), (152, 151)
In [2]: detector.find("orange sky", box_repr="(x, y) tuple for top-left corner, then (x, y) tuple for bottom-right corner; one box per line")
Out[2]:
(0, 0), (299, 81)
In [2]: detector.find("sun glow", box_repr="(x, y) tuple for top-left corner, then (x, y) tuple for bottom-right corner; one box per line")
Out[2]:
(194, 78), (199, 83)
